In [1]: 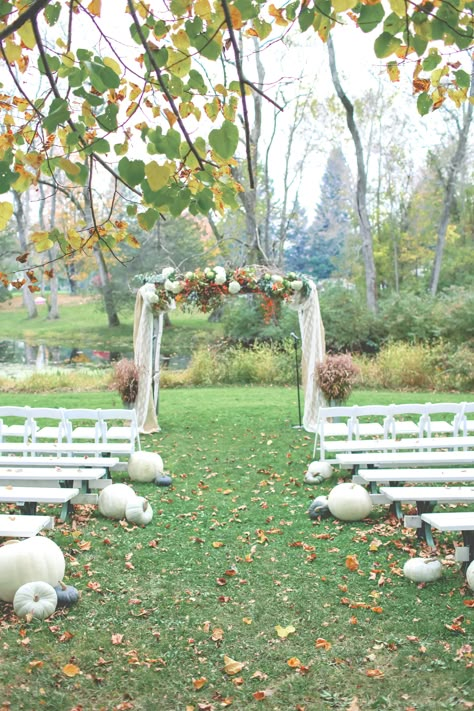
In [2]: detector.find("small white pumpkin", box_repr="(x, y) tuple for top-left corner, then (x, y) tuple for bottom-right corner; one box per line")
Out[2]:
(13, 581), (58, 620)
(0, 536), (65, 603)
(98, 483), (136, 519)
(466, 560), (474, 591)
(304, 461), (333, 484)
(128, 451), (164, 483)
(327, 482), (373, 521)
(403, 557), (443, 584)
(125, 496), (154, 526)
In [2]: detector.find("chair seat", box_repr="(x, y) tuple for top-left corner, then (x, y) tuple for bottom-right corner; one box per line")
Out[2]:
(105, 426), (133, 440)
(2, 425), (27, 437)
(35, 426), (62, 439)
(71, 426), (100, 440)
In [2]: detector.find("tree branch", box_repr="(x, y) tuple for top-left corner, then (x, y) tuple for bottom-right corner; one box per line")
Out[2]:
(0, 0), (51, 42)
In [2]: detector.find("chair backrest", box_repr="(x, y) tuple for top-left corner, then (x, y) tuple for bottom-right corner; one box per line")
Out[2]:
(383, 403), (430, 438)
(0, 406), (33, 444)
(62, 408), (103, 443)
(422, 402), (465, 436)
(28, 407), (68, 442)
(455, 402), (473, 436)
(349, 405), (390, 438)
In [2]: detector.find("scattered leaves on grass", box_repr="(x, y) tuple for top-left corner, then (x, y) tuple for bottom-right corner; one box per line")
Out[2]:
(315, 638), (332, 651)
(193, 677), (208, 690)
(345, 554), (359, 571)
(366, 669), (384, 678)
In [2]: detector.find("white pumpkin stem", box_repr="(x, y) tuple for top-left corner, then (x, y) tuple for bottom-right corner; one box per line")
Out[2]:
(143, 501), (149, 511)
(33, 594), (40, 602)
(59, 581), (67, 590)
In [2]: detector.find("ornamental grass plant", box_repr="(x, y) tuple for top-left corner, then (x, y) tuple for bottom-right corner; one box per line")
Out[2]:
(316, 353), (360, 403)
(112, 357), (139, 405)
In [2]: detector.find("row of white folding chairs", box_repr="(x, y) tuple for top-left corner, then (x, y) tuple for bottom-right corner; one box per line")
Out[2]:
(313, 402), (474, 458)
(0, 406), (141, 450)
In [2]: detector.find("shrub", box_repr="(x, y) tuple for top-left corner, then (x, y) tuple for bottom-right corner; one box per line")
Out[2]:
(358, 342), (435, 390)
(433, 286), (474, 346)
(222, 297), (299, 344)
(316, 354), (360, 402)
(379, 292), (439, 343)
(112, 358), (139, 404)
(318, 285), (384, 353)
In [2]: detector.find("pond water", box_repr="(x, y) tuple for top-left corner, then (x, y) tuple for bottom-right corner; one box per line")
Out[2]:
(0, 340), (190, 373)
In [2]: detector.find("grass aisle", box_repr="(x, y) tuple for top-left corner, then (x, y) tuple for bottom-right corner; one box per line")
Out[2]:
(0, 388), (472, 711)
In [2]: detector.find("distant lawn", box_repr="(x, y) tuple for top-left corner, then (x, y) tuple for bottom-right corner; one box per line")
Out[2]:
(0, 386), (472, 711)
(0, 296), (222, 350)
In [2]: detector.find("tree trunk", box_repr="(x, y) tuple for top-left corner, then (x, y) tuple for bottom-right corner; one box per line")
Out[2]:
(327, 36), (377, 312)
(38, 183), (60, 319)
(430, 58), (474, 295)
(12, 191), (38, 319)
(83, 187), (120, 327)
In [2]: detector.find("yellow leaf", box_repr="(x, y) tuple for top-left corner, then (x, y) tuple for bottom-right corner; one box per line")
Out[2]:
(62, 51), (75, 68)
(17, 21), (36, 50)
(163, 108), (177, 127)
(58, 158), (81, 176)
(67, 229), (83, 250)
(31, 231), (53, 253)
(62, 663), (81, 677)
(192, 676), (207, 689)
(388, 0), (406, 17)
(386, 62), (400, 83)
(0, 202), (13, 230)
(103, 57), (121, 75)
(229, 6), (243, 29)
(242, 617), (252, 625)
(332, 0), (357, 11)
(212, 541), (224, 548)
(194, 0), (212, 21)
(4, 40), (22, 63)
(145, 161), (172, 191)
(275, 624), (295, 639)
(223, 655), (244, 675)
(87, 0), (101, 17)
(172, 29), (190, 52)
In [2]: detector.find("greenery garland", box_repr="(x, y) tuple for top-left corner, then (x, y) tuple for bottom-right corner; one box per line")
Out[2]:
(132, 265), (311, 315)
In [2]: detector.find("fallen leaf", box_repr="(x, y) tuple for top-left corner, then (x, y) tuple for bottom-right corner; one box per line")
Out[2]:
(211, 627), (224, 641)
(275, 624), (295, 639)
(346, 554), (359, 571)
(193, 677), (207, 690)
(111, 633), (124, 645)
(62, 663), (81, 677)
(366, 669), (384, 678)
(287, 657), (301, 667)
(463, 600), (474, 608)
(212, 541), (224, 548)
(242, 617), (252, 625)
(315, 638), (332, 651)
(347, 698), (361, 711)
(223, 654), (244, 675)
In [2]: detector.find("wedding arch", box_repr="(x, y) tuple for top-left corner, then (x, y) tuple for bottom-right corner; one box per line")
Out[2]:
(132, 265), (325, 434)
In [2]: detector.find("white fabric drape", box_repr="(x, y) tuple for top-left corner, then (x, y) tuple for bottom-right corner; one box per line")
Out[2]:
(290, 280), (326, 432)
(133, 284), (160, 434)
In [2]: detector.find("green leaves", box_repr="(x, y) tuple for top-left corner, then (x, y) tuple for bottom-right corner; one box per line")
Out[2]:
(118, 158), (145, 187)
(209, 121), (239, 160)
(417, 92), (433, 116)
(374, 32), (402, 59)
(358, 2), (385, 33)
(43, 98), (70, 133)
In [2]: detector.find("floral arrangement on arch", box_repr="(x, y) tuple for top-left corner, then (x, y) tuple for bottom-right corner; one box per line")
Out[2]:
(133, 265), (311, 317)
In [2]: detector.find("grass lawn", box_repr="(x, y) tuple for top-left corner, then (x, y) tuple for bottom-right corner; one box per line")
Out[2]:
(0, 387), (472, 711)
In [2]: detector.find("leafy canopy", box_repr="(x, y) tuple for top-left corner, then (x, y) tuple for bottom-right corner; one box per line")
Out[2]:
(0, 0), (472, 285)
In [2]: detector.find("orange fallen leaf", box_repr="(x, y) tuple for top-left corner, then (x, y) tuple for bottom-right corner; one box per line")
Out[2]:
(193, 676), (207, 690)
(223, 654), (244, 675)
(29, 660), (44, 669)
(346, 554), (359, 571)
(111, 633), (124, 645)
(349, 616), (358, 625)
(253, 690), (273, 700)
(463, 600), (474, 607)
(212, 541), (224, 548)
(211, 627), (224, 641)
(287, 657), (301, 667)
(242, 617), (252, 625)
(62, 663), (81, 677)
(366, 669), (384, 678)
(315, 638), (332, 651)
(275, 624), (295, 639)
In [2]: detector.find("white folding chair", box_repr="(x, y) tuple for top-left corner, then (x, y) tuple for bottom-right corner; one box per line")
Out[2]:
(0, 406), (34, 445)
(99, 408), (141, 452)
(423, 402), (465, 436)
(456, 402), (474, 436)
(30, 407), (69, 443)
(383, 404), (429, 439)
(62, 408), (103, 444)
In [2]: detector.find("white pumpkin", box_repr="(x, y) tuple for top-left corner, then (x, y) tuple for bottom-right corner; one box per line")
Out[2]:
(125, 496), (154, 526)
(466, 560), (474, 591)
(128, 451), (164, 483)
(403, 557), (443, 583)
(304, 461), (333, 484)
(13, 581), (58, 620)
(327, 482), (373, 521)
(98, 483), (136, 519)
(0, 537), (65, 603)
